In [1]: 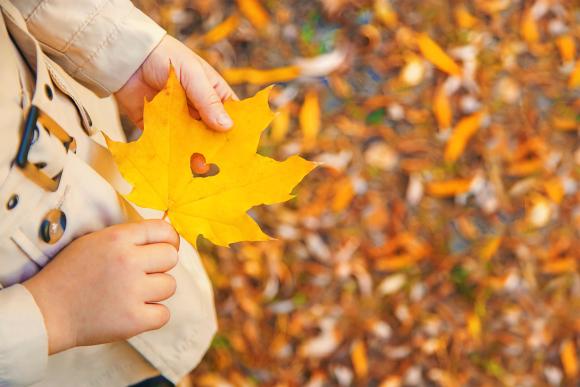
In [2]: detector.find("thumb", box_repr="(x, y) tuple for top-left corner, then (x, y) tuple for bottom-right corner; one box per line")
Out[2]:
(182, 61), (233, 131)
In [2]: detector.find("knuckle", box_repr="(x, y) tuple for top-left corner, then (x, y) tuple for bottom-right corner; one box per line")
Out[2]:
(126, 307), (143, 329)
(115, 250), (136, 269)
(107, 227), (124, 243)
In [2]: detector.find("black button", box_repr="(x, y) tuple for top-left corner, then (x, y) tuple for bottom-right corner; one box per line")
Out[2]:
(39, 209), (66, 244)
(45, 84), (53, 100)
(6, 194), (18, 210)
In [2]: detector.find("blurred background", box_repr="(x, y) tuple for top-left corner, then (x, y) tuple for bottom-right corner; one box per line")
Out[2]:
(134, 0), (579, 385)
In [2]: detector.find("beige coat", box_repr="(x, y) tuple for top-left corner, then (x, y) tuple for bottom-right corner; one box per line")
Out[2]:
(0, 1), (217, 386)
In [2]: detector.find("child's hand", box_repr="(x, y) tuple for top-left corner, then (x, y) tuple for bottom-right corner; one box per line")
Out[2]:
(23, 220), (179, 355)
(115, 35), (237, 131)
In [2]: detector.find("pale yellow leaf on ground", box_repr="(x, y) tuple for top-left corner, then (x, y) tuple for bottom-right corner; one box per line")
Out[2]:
(417, 33), (462, 76)
(106, 68), (316, 247)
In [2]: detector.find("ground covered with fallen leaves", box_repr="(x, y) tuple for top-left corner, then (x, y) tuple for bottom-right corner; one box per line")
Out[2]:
(135, 1), (579, 385)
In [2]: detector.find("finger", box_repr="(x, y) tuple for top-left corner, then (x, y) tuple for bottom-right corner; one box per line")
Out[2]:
(187, 104), (201, 120)
(142, 273), (177, 302)
(139, 243), (179, 273)
(181, 60), (233, 131)
(141, 303), (171, 331)
(113, 220), (180, 249)
(199, 59), (239, 101)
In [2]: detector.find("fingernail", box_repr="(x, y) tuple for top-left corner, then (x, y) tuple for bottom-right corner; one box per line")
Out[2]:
(217, 112), (233, 129)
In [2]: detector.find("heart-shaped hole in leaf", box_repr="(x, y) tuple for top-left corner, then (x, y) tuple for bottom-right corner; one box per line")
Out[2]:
(190, 152), (220, 178)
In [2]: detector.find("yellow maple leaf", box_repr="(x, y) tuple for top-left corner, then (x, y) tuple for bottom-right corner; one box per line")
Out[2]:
(106, 68), (316, 247)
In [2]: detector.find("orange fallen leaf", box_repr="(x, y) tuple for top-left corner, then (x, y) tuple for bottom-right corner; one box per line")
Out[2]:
(467, 313), (481, 342)
(454, 5), (478, 29)
(222, 66), (300, 85)
(555, 35), (576, 63)
(434, 84), (452, 130)
(417, 33), (462, 76)
(561, 339), (579, 379)
(444, 111), (485, 163)
(201, 14), (240, 45)
(569, 62), (580, 88)
(543, 258), (577, 274)
(426, 178), (472, 197)
(300, 89), (321, 151)
(373, 0), (397, 28)
(331, 176), (355, 212)
(270, 103), (291, 143)
(351, 339), (369, 379)
(521, 9), (539, 44)
(552, 115), (579, 131)
(543, 177), (564, 204)
(236, 0), (270, 31)
(479, 235), (502, 261)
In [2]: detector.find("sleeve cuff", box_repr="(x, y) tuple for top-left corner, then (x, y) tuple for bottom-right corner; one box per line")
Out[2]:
(0, 284), (48, 386)
(73, 5), (166, 95)
(29, 1), (166, 96)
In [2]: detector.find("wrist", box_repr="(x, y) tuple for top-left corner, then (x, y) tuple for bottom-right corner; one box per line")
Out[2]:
(23, 275), (77, 355)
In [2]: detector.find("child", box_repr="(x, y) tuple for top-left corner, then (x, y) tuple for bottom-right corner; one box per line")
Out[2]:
(0, 0), (234, 385)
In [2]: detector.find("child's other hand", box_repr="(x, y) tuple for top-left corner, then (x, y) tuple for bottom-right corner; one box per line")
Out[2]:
(115, 35), (238, 131)
(23, 220), (179, 355)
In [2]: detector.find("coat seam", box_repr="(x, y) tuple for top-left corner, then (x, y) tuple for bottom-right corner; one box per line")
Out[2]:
(23, 0), (45, 21)
(61, 0), (112, 52)
(72, 21), (120, 78)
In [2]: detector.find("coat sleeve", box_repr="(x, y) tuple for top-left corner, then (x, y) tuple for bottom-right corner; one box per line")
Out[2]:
(0, 284), (48, 387)
(10, 0), (166, 96)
